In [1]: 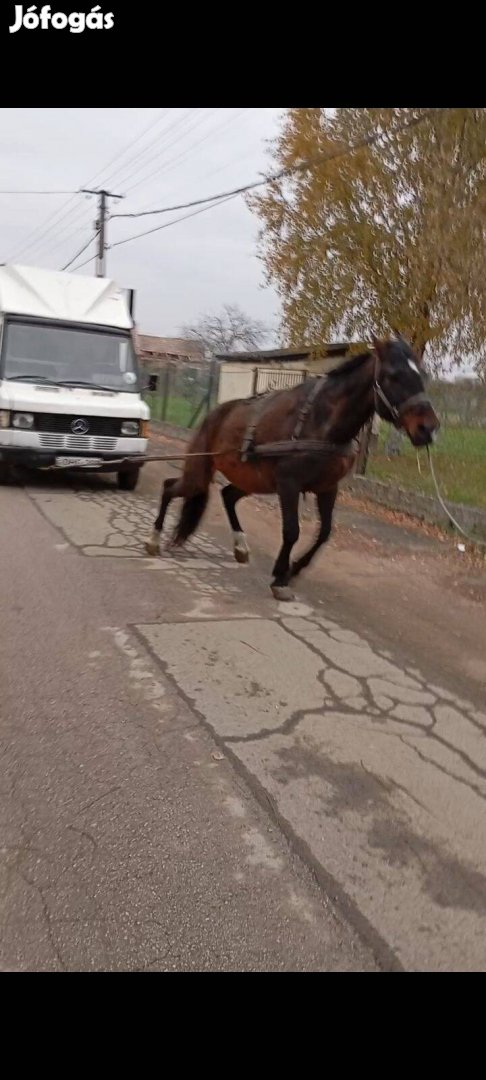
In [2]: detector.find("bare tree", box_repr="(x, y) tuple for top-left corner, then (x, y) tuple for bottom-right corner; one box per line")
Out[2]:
(181, 303), (269, 356)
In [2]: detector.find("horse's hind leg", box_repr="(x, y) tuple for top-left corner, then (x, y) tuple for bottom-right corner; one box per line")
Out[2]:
(145, 476), (181, 555)
(221, 484), (249, 563)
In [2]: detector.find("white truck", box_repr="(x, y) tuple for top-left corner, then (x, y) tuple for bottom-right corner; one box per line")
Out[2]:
(0, 264), (154, 489)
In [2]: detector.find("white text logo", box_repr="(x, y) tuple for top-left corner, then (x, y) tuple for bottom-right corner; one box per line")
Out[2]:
(9, 5), (115, 32)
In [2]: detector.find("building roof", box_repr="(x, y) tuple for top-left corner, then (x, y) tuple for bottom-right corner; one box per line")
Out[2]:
(0, 264), (133, 329)
(215, 343), (358, 364)
(136, 334), (204, 359)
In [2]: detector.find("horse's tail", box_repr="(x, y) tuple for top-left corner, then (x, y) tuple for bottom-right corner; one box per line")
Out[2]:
(172, 414), (214, 545)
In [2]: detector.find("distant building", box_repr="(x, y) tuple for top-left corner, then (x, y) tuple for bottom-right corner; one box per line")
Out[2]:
(215, 343), (366, 404)
(134, 332), (205, 371)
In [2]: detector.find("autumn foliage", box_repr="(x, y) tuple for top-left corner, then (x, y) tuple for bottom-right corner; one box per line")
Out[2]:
(249, 109), (486, 376)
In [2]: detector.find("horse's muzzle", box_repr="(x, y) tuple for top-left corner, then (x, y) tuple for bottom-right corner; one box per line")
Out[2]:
(402, 407), (440, 447)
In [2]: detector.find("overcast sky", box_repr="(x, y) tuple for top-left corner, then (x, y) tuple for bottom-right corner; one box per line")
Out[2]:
(0, 108), (285, 340)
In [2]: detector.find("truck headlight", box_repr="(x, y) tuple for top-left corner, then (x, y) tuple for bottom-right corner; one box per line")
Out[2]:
(12, 412), (34, 429)
(121, 420), (140, 436)
(0, 411), (10, 429)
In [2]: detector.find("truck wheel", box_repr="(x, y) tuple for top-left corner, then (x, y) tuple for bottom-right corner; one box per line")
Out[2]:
(117, 468), (140, 491)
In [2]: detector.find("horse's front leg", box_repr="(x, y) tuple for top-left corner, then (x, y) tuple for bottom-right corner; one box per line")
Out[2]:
(271, 478), (300, 601)
(290, 487), (337, 579)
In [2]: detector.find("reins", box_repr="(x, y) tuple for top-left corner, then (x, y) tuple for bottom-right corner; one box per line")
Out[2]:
(426, 447), (486, 550)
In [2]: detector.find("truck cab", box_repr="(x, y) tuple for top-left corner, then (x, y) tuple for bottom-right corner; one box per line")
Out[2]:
(0, 264), (151, 489)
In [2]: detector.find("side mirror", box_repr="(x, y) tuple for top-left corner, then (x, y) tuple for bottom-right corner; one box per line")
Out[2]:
(147, 373), (158, 392)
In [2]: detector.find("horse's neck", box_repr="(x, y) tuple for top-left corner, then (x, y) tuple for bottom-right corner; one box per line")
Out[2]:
(315, 362), (375, 443)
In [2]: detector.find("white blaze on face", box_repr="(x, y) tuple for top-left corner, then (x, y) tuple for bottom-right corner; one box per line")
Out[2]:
(408, 359), (420, 375)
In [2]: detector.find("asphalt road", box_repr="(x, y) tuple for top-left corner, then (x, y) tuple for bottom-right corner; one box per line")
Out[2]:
(1, 450), (485, 971)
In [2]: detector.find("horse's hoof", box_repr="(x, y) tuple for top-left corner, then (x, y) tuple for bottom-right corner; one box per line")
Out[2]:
(271, 585), (295, 602)
(233, 532), (249, 564)
(145, 540), (160, 557)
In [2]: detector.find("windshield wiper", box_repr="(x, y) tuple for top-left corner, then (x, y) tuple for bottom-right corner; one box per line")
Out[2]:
(59, 380), (121, 392)
(6, 374), (63, 385)
(5, 375), (136, 392)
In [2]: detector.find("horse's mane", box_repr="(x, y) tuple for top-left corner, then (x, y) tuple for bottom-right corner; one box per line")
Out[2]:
(326, 350), (371, 379)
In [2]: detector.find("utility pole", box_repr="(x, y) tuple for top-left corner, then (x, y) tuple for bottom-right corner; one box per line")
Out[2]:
(81, 188), (124, 277)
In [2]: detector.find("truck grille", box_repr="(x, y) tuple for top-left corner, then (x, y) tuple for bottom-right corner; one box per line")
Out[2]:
(39, 434), (117, 451)
(34, 414), (127, 436)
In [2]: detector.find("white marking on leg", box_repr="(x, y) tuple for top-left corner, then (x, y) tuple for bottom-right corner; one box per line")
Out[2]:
(233, 530), (249, 563)
(145, 528), (160, 556)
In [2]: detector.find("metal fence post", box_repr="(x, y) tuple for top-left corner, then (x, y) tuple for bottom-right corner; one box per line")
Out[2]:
(206, 359), (217, 413)
(355, 418), (373, 475)
(161, 364), (170, 422)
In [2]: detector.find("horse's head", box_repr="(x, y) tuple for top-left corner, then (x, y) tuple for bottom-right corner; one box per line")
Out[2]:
(371, 334), (440, 447)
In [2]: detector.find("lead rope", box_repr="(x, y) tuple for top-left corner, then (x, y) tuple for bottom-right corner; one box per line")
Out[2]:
(426, 446), (486, 550)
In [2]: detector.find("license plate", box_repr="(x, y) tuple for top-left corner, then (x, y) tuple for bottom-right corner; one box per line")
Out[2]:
(55, 456), (103, 468)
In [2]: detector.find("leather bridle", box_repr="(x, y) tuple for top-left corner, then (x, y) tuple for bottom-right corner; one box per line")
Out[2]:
(373, 350), (431, 426)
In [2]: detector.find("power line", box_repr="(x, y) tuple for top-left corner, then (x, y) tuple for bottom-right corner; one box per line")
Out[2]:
(6, 109), (170, 262)
(11, 108), (442, 273)
(123, 109), (249, 200)
(121, 110), (218, 194)
(42, 112), (200, 261)
(109, 194), (239, 251)
(46, 111), (237, 270)
(111, 108), (441, 223)
(104, 108), (202, 191)
(0, 189), (78, 195)
(70, 252), (98, 273)
(8, 192), (88, 263)
(62, 229), (100, 271)
(87, 109), (171, 191)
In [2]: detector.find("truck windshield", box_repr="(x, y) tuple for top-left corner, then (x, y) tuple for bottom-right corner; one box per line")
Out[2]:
(1, 321), (140, 393)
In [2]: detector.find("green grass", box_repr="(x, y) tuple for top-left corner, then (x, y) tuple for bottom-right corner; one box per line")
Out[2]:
(369, 426), (486, 510)
(144, 393), (197, 428)
(144, 390), (218, 429)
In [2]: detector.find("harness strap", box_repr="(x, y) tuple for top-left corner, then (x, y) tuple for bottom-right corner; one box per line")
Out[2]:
(292, 374), (327, 439)
(252, 438), (356, 458)
(240, 375), (327, 462)
(240, 389), (279, 462)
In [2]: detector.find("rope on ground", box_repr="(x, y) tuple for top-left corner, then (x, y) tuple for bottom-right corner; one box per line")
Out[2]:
(427, 447), (486, 550)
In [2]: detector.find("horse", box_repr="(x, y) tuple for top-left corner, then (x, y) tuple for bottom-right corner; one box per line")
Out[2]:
(145, 334), (440, 600)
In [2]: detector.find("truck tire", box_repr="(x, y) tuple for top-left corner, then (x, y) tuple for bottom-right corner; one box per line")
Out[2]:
(117, 467), (140, 491)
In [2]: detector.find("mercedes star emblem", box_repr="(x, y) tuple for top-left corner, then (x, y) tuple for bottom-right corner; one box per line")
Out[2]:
(71, 418), (89, 435)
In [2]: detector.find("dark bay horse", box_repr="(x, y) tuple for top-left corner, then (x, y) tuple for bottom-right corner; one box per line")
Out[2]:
(145, 335), (440, 599)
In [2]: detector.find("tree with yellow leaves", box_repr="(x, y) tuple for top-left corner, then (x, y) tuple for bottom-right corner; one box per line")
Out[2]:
(249, 108), (486, 376)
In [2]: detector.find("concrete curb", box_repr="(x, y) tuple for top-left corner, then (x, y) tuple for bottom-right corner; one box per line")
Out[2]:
(346, 476), (486, 542)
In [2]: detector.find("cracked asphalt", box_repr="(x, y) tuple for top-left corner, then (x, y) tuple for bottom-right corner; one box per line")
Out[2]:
(1, 447), (485, 971)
